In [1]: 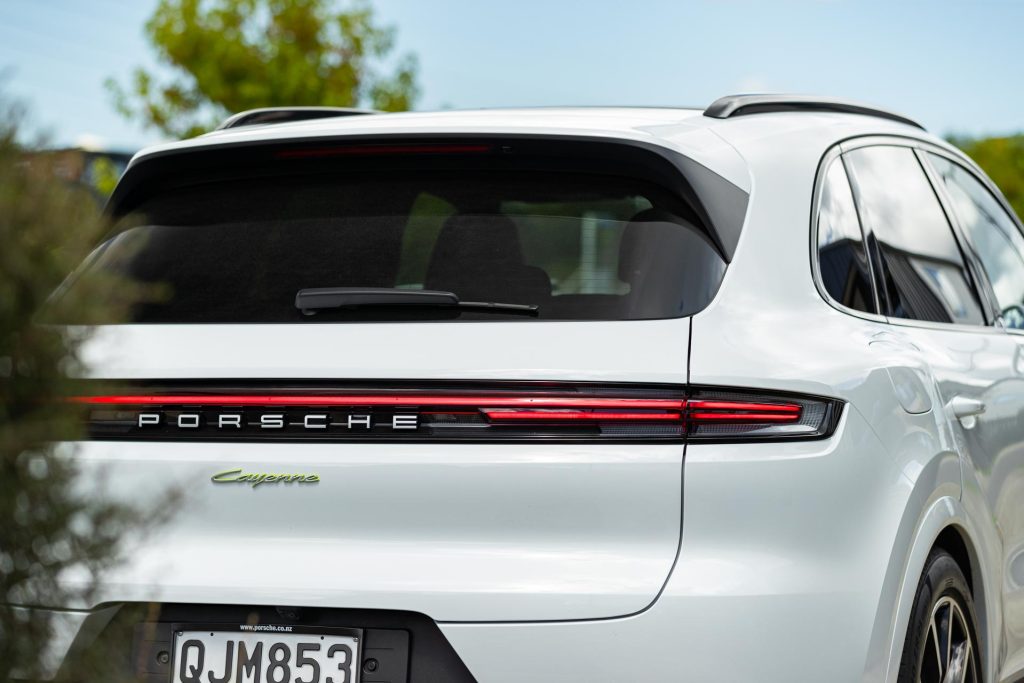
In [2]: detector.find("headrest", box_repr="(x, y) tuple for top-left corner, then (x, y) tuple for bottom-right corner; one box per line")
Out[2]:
(425, 214), (550, 303)
(426, 214), (524, 279)
(618, 208), (686, 284)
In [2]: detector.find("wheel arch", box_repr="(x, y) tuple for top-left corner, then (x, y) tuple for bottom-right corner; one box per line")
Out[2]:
(933, 522), (990, 682)
(879, 495), (1000, 683)
(934, 524), (978, 603)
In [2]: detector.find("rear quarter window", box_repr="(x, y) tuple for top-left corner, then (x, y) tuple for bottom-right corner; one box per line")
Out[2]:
(816, 158), (877, 314)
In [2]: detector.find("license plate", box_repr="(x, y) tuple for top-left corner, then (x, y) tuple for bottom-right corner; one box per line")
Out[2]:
(170, 624), (361, 683)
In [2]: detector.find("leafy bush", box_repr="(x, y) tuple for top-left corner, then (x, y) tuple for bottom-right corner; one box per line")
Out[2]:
(950, 134), (1024, 221)
(0, 95), (164, 681)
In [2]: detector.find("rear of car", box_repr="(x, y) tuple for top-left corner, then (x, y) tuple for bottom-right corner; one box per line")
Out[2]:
(29, 108), (946, 682)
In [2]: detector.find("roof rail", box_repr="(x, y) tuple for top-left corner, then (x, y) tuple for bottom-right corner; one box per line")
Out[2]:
(215, 106), (380, 131)
(703, 94), (924, 130)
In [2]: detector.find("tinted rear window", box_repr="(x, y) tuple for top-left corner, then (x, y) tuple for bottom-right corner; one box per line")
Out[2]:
(60, 171), (726, 323)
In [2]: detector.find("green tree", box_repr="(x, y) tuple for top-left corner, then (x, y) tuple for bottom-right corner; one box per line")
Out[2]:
(107, 0), (419, 139)
(950, 134), (1024, 221)
(0, 94), (163, 681)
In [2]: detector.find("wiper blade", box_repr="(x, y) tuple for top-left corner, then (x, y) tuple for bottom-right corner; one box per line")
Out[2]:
(295, 287), (539, 316)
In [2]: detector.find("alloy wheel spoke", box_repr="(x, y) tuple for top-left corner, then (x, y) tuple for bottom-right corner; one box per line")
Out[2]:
(933, 614), (946, 679)
(930, 609), (944, 677)
(946, 603), (956, 673)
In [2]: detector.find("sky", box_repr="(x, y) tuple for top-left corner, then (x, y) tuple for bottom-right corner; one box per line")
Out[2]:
(1, 0), (1023, 151)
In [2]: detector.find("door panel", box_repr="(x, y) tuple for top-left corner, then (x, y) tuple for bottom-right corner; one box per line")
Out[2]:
(923, 151), (1024, 664)
(982, 333), (1024, 655)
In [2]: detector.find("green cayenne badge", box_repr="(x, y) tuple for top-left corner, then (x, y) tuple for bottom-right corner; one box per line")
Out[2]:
(211, 468), (320, 487)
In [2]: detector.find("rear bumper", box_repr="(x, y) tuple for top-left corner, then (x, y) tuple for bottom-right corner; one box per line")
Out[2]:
(442, 589), (868, 682)
(14, 588), (869, 683)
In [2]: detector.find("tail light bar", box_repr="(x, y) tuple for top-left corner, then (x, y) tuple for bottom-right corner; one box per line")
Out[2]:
(685, 399), (802, 422)
(72, 384), (842, 443)
(75, 394), (683, 409)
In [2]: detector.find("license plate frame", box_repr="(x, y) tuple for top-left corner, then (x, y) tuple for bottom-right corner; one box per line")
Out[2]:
(169, 622), (362, 683)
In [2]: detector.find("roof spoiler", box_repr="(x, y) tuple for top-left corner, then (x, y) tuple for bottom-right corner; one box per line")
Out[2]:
(108, 134), (750, 262)
(704, 94), (924, 130)
(215, 107), (380, 131)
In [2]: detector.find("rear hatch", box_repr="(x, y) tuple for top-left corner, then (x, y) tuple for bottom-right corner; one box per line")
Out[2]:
(57, 136), (740, 621)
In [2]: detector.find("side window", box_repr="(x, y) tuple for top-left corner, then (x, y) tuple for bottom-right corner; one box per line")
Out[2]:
(816, 160), (876, 313)
(928, 154), (1024, 330)
(845, 146), (985, 326)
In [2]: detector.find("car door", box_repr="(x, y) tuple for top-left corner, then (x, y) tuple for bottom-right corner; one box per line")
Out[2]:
(925, 150), (1024, 673)
(842, 141), (1024, 669)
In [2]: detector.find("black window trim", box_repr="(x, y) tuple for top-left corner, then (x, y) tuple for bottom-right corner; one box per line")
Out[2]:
(811, 134), (1006, 335)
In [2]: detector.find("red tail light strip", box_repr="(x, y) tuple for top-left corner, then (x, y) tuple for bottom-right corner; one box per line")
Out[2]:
(74, 394), (801, 424)
(71, 394), (685, 409)
(687, 412), (799, 422)
(686, 400), (800, 414)
(482, 410), (681, 422)
(481, 399), (801, 423)
(685, 399), (801, 423)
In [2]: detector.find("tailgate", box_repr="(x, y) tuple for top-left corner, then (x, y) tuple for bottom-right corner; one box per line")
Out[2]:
(72, 320), (688, 622)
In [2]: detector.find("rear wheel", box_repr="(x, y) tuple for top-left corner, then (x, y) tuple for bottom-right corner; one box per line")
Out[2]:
(898, 549), (981, 683)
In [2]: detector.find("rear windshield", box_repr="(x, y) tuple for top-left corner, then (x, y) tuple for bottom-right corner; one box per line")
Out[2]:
(60, 170), (726, 323)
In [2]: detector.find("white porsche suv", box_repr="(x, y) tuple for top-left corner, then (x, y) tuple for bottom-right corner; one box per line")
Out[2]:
(34, 95), (1024, 682)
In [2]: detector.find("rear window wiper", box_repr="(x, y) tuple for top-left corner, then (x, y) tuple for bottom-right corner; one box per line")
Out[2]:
(295, 287), (539, 317)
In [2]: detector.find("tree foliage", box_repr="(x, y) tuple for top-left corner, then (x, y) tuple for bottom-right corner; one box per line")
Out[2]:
(107, 0), (419, 139)
(0, 95), (162, 681)
(950, 134), (1024, 222)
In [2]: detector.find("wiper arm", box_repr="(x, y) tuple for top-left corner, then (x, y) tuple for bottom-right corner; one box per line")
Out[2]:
(295, 287), (539, 316)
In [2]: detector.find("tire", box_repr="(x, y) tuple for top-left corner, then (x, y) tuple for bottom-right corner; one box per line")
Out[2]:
(898, 549), (981, 683)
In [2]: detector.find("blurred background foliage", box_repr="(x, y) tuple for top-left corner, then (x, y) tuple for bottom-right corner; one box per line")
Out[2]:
(106, 0), (419, 138)
(0, 91), (166, 681)
(950, 135), (1024, 220)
